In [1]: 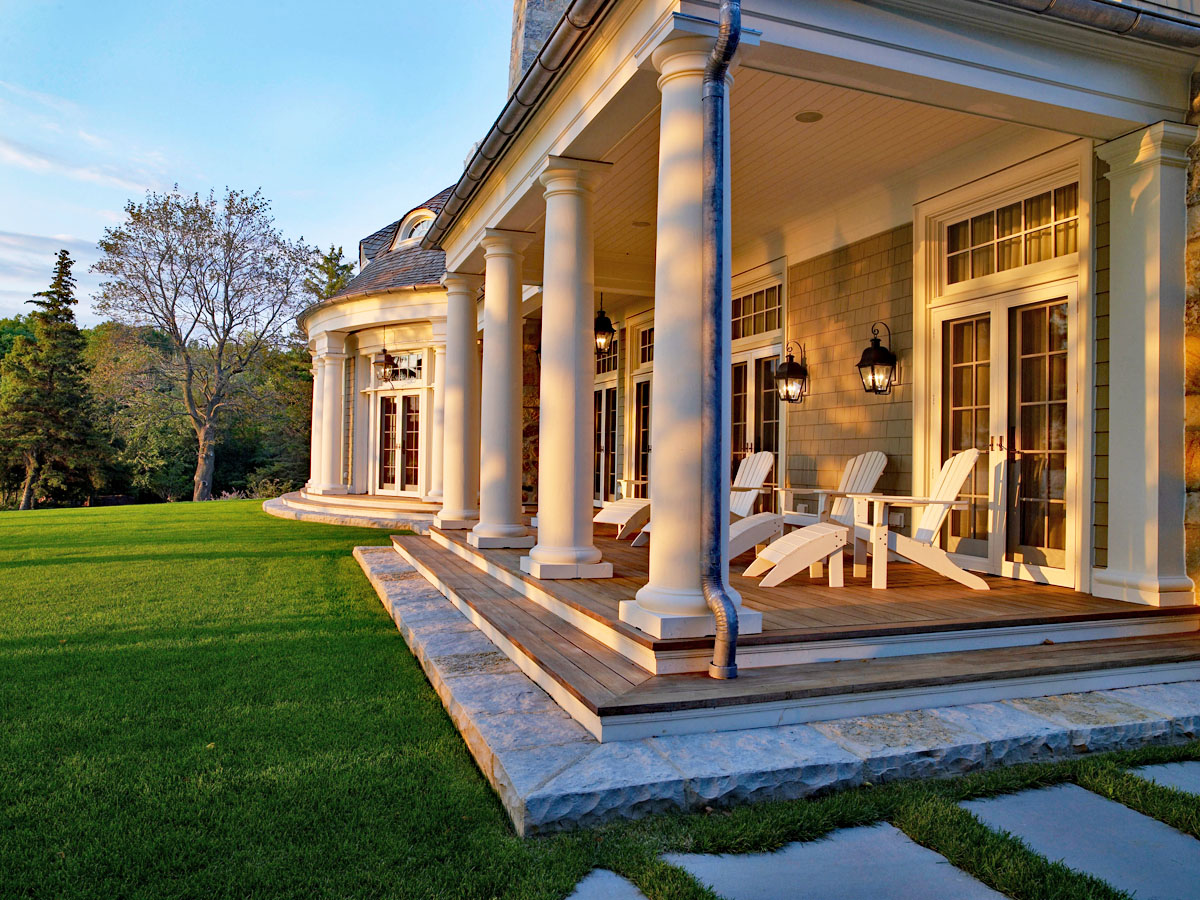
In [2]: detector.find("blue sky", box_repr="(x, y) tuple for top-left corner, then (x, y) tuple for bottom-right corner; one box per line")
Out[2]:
(0, 0), (513, 324)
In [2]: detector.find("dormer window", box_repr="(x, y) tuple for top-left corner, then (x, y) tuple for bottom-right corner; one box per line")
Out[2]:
(402, 216), (433, 242)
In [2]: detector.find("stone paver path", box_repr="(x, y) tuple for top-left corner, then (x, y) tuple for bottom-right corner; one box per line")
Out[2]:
(962, 782), (1200, 900)
(565, 869), (647, 900)
(662, 823), (1006, 900)
(1134, 760), (1200, 795)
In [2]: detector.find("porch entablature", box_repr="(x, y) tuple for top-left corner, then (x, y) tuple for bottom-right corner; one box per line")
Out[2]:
(434, 0), (1198, 277)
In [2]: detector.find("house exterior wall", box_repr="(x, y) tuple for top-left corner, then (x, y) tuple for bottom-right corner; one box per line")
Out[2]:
(785, 225), (914, 506)
(1186, 115), (1200, 584)
(508, 0), (571, 93)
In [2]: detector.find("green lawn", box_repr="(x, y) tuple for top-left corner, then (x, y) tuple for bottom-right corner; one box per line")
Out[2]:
(2, 501), (1197, 900)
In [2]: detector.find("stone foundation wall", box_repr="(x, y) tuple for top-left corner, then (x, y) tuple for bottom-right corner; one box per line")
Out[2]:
(785, 225), (915, 512)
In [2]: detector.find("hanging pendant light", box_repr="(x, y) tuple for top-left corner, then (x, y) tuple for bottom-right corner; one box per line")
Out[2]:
(371, 349), (395, 382)
(594, 293), (616, 353)
(776, 341), (809, 403)
(856, 322), (898, 395)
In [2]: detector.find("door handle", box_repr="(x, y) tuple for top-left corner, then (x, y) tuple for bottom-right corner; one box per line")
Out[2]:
(989, 436), (1006, 452)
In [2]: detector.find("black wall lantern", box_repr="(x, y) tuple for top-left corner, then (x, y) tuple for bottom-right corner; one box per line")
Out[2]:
(594, 294), (616, 353)
(856, 322), (898, 395)
(776, 341), (809, 403)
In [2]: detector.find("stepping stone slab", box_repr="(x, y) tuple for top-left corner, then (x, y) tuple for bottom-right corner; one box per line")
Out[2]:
(961, 783), (1200, 900)
(566, 869), (647, 900)
(663, 823), (1005, 900)
(1133, 761), (1200, 795)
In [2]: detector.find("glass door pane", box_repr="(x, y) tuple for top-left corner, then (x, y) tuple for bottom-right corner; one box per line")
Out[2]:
(594, 389), (604, 501)
(400, 395), (420, 492)
(1007, 301), (1068, 569)
(604, 387), (617, 501)
(753, 357), (779, 513)
(731, 362), (749, 481)
(378, 396), (397, 490)
(942, 313), (991, 558)
(632, 379), (651, 499)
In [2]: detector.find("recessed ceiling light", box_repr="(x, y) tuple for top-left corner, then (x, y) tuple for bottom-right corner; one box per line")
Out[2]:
(795, 111), (824, 123)
(631, 220), (651, 228)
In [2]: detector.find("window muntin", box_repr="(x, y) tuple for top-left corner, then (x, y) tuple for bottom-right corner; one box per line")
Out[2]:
(638, 327), (654, 366)
(946, 183), (1078, 286)
(403, 216), (433, 241)
(595, 337), (618, 375)
(732, 284), (781, 340)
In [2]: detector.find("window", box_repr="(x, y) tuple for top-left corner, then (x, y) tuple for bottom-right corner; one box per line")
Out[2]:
(595, 337), (618, 375)
(402, 216), (433, 241)
(382, 351), (423, 383)
(946, 183), (1078, 285)
(732, 284), (781, 340)
(638, 327), (654, 366)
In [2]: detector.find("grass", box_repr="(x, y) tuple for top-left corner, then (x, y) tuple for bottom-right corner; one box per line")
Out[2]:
(1, 501), (1197, 899)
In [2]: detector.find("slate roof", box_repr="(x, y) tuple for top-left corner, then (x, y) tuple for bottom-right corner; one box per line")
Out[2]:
(332, 186), (455, 301)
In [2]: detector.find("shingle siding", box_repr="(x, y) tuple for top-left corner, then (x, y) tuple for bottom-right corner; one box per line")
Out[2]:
(1094, 157), (1110, 569)
(785, 225), (915, 515)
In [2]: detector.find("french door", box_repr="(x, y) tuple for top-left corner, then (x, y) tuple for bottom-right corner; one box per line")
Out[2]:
(933, 282), (1078, 587)
(377, 394), (420, 493)
(731, 347), (781, 513)
(593, 386), (618, 504)
(629, 375), (652, 499)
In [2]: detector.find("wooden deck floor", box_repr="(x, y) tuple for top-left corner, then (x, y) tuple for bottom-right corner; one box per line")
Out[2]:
(392, 532), (1200, 738)
(433, 525), (1197, 651)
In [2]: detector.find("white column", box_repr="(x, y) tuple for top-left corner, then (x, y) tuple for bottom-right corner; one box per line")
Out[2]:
(521, 157), (614, 579)
(424, 339), (446, 503)
(1094, 122), (1196, 606)
(317, 352), (347, 494)
(469, 229), (536, 548)
(307, 355), (323, 491)
(618, 34), (762, 638)
(435, 274), (483, 529)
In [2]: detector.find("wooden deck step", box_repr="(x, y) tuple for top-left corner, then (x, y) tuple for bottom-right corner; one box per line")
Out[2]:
(605, 633), (1200, 716)
(392, 535), (651, 717)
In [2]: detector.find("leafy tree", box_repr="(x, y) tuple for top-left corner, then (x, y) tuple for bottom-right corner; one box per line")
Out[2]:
(0, 251), (103, 509)
(304, 244), (355, 301)
(93, 187), (312, 500)
(0, 315), (34, 363)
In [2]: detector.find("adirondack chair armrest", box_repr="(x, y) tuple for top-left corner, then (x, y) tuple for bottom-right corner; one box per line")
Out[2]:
(730, 485), (763, 492)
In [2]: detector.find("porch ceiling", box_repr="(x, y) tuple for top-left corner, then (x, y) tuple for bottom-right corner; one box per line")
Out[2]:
(518, 67), (1064, 306)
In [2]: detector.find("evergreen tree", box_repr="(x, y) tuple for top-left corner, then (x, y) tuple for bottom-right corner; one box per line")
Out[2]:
(304, 244), (355, 301)
(0, 250), (101, 509)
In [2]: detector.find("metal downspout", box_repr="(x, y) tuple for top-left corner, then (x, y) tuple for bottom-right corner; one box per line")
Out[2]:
(701, 0), (741, 680)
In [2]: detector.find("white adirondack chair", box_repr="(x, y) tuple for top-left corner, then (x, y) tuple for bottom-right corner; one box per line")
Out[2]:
(630, 451), (776, 547)
(780, 451), (887, 529)
(744, 448), (988, 590)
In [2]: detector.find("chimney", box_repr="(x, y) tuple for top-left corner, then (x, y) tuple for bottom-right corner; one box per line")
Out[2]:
(509, 0), (571, 94)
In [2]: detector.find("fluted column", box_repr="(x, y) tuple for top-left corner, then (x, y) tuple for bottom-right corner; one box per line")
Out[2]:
(619, 33), (762, 638)
(469, 229), (536, 548)
(435, 274), (483, 529)
(521, 157), (614, 579)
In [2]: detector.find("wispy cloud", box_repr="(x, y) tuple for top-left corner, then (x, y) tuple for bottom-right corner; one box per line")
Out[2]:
(0, 80), (78, 114)
(0, 229), (104, 322)
(0, 135), (152, 192)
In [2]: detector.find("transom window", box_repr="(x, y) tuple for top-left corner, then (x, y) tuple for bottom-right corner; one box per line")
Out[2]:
(595, 337), (618, 375)
(382, 350), (423, 383)
(732, 284), (781, 339)
(638, 327), (654, 365)
(946, 183), (1078, 285)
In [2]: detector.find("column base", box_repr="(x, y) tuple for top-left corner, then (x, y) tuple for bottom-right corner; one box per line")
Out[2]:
(468, 530), (536, 549)
(519, 557), (613, 580)
(618, 599), (764, 640)
(1092, 568), (1196, 607)
(434, 512), (478, 530)
(422, 490), (444, 504)
(308, 485), (348, 496)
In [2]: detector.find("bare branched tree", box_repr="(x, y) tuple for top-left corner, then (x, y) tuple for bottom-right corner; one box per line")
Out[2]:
(94, 187), (312, 500)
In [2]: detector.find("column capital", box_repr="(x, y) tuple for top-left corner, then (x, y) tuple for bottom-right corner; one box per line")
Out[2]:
(1096, 121), (1195, 177)
(441, 271), (483, 294)
(633, 12), (760, 77)
(481, 228), (535, 257)
(538, 155), (612, 193)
